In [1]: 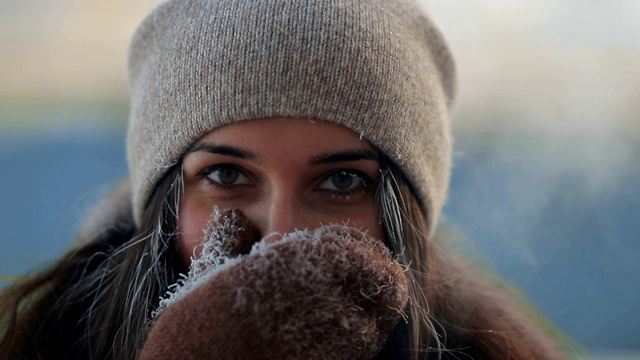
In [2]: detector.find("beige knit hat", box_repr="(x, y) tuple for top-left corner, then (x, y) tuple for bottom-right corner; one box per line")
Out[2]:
(127, 0), (456, 235)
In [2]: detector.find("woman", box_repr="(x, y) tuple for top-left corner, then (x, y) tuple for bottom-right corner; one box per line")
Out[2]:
(0, 1), (570, 359)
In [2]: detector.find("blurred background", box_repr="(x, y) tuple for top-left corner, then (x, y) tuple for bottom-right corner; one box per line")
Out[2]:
(0, 1), (638, 358)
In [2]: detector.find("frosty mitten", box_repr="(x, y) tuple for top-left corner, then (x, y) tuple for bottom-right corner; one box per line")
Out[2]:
(139, 211), (409, 360)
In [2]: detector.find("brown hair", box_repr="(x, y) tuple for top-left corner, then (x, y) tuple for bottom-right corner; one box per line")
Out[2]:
(0, 166), (183, 359)
(376, 158), (570, 359)
(0, 160), (569, 359)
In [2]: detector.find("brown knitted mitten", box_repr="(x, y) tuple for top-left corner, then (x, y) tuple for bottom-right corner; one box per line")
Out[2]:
(139, 210), (409, 360)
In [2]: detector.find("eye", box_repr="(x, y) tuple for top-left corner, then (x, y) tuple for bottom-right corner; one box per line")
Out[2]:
(203, 164), (252, 186)
(318, 170), (370, 192)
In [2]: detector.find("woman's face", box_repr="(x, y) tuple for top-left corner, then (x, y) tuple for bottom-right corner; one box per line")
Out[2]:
(177, 117), (383, 266)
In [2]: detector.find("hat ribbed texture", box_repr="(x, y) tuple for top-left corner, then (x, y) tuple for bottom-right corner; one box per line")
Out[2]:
(127, 0), (456, 235)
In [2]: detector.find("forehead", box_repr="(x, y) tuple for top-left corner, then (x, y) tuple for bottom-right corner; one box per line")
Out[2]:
(194, 117), (375, 153)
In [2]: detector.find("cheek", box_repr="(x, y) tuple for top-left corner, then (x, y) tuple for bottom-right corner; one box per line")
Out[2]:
(358, 212), (384, 241)
(337, 201), (384, 242)
(176, 200), (211, 267)
(368, 220), (384, 242)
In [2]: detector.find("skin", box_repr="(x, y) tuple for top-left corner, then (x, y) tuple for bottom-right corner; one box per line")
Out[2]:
(178, 117), (383, 266)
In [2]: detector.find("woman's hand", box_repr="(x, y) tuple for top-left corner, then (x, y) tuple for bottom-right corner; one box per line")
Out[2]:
(139, 212), (408, 360)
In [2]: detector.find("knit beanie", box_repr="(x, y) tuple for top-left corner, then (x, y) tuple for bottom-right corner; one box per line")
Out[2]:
(127, 0), (456, 235)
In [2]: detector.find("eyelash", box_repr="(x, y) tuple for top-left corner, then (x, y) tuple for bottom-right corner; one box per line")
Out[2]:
(316, 169), (373, 200)
(199, 164), (251, 190)
(198, 164), (374, 199)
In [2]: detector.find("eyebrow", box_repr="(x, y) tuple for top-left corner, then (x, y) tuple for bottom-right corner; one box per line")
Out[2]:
(184, 143), (378, 165)
(311, 149), (379, 165)
(184, 143), (259, 162)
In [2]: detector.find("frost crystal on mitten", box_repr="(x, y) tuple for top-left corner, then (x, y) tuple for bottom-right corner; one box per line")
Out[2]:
(232, 225), (409, 359)
(153, 208), (258, 318)
(144, 209), (409, 359)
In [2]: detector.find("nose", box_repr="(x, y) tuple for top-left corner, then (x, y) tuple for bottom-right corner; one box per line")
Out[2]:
(253, 187), (309, 243)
